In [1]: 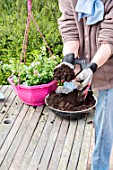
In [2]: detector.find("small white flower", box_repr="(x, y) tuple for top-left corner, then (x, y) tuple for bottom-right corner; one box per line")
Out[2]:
(22, 82), (28, 86)
(31, 63), (35, 67)
(34, 62), (40, 65)
(52, 55), (56, 59)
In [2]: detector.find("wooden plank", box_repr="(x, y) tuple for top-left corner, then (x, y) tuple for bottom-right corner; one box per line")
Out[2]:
(77, 112), (94, 170)
(0, 85), (8, 96)
(0, 106), (36, 170)
(0, 85), (11, 111)
(19, 107), (49, 170)
(0, 104), (29, 166)
(0, 95), (24, 148)
(0, 88), (16, 123)
(27, 108), (56, 170)
(8, 106), (44, 170)
(57, 119), (77, 170)
(48, 119), (69, 170)
(38, 115), (62, 170)
(87, 127), (95, 170)
(67, 117), (87, 170)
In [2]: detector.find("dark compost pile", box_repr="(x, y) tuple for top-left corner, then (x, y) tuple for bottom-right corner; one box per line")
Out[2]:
(46, 89), (95, 111)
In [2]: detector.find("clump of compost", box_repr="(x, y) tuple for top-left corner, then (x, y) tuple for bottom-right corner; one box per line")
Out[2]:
(54, 64), (75, 82)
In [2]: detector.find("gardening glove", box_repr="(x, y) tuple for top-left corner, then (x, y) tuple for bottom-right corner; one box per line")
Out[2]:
(76, 62), (98, 91)
(62, 53), (75, 66)
(57, 53), (75, 69)
(54, 53), (75, 82)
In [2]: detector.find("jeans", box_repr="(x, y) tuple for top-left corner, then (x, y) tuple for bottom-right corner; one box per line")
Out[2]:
(91, 88), (113, 170)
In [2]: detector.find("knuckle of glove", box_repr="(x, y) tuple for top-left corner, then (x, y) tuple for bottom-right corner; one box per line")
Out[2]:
(76, 68), (93, 80)
(76, 69), (88, 81)
(76, 68), (93, 90)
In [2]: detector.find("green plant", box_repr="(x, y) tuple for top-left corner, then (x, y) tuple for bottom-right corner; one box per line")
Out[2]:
(7, 46), (61, 86)
(0, 0), (63, 85)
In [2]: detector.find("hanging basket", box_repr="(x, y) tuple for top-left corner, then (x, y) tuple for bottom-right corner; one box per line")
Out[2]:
(8, 76), (57, 106)
(8, 0), (58, 106)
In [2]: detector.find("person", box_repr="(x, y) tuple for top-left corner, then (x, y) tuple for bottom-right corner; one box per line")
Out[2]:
(56, 0), (113, 170)
(0, 92), (5, 100)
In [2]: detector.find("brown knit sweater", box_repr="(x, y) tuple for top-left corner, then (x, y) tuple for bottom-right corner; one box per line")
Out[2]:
(58, 0), (113, 90)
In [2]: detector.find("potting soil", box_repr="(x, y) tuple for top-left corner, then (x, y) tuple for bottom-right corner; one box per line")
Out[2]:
(46, 89), (95, 111)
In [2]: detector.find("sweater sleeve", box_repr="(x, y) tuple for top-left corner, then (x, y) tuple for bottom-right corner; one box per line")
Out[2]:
(98, 1), (113, 54)
(58, 0), (79, 44)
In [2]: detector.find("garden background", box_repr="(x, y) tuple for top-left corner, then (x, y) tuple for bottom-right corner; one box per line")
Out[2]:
(0, 0), (63, 85)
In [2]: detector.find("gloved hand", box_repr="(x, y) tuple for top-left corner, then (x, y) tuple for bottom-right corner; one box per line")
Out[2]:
(62, 53), (75, 66)
(54, 53), (75, 82)
(76, 62), (98, 91)
(55, 53), (75, 69)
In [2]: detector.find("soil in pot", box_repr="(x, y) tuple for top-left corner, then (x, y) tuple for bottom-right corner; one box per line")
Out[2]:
(46, 89), (96, 111)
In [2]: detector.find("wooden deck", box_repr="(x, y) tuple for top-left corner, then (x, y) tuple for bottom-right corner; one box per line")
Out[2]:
(0, 85), (113, 170)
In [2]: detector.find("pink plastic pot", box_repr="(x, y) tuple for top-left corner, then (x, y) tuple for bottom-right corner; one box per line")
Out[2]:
(8, 76), (58, 106)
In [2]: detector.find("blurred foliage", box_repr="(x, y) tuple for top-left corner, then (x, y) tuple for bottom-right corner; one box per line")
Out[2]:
(0, 0), (63, 85)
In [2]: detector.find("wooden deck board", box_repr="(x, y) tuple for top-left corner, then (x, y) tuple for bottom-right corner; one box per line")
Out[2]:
(67, 117), (87, 170)
(57, 120), (78, 170)
(27, 109), (56, 170)
(0, 88), (19, 125)
(0, 104), (29, 167)
(48, 119), (69, 170)
(0, 86), (113, 170)
(0, 86), (13, 114)
(77, 112), (94, 170)
(9, 106), (44, 170)
(20, 107), (49, 170)
(0, 95), (24, 149)
(0, 106), (36, 170)
(38, 115), (62, 170)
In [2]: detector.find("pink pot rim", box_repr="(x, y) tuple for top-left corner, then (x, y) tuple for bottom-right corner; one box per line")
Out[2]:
(8, 76), (58, 90)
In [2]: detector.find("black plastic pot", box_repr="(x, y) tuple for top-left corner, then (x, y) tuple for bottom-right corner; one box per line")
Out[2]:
(45, 95), (97, 120)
